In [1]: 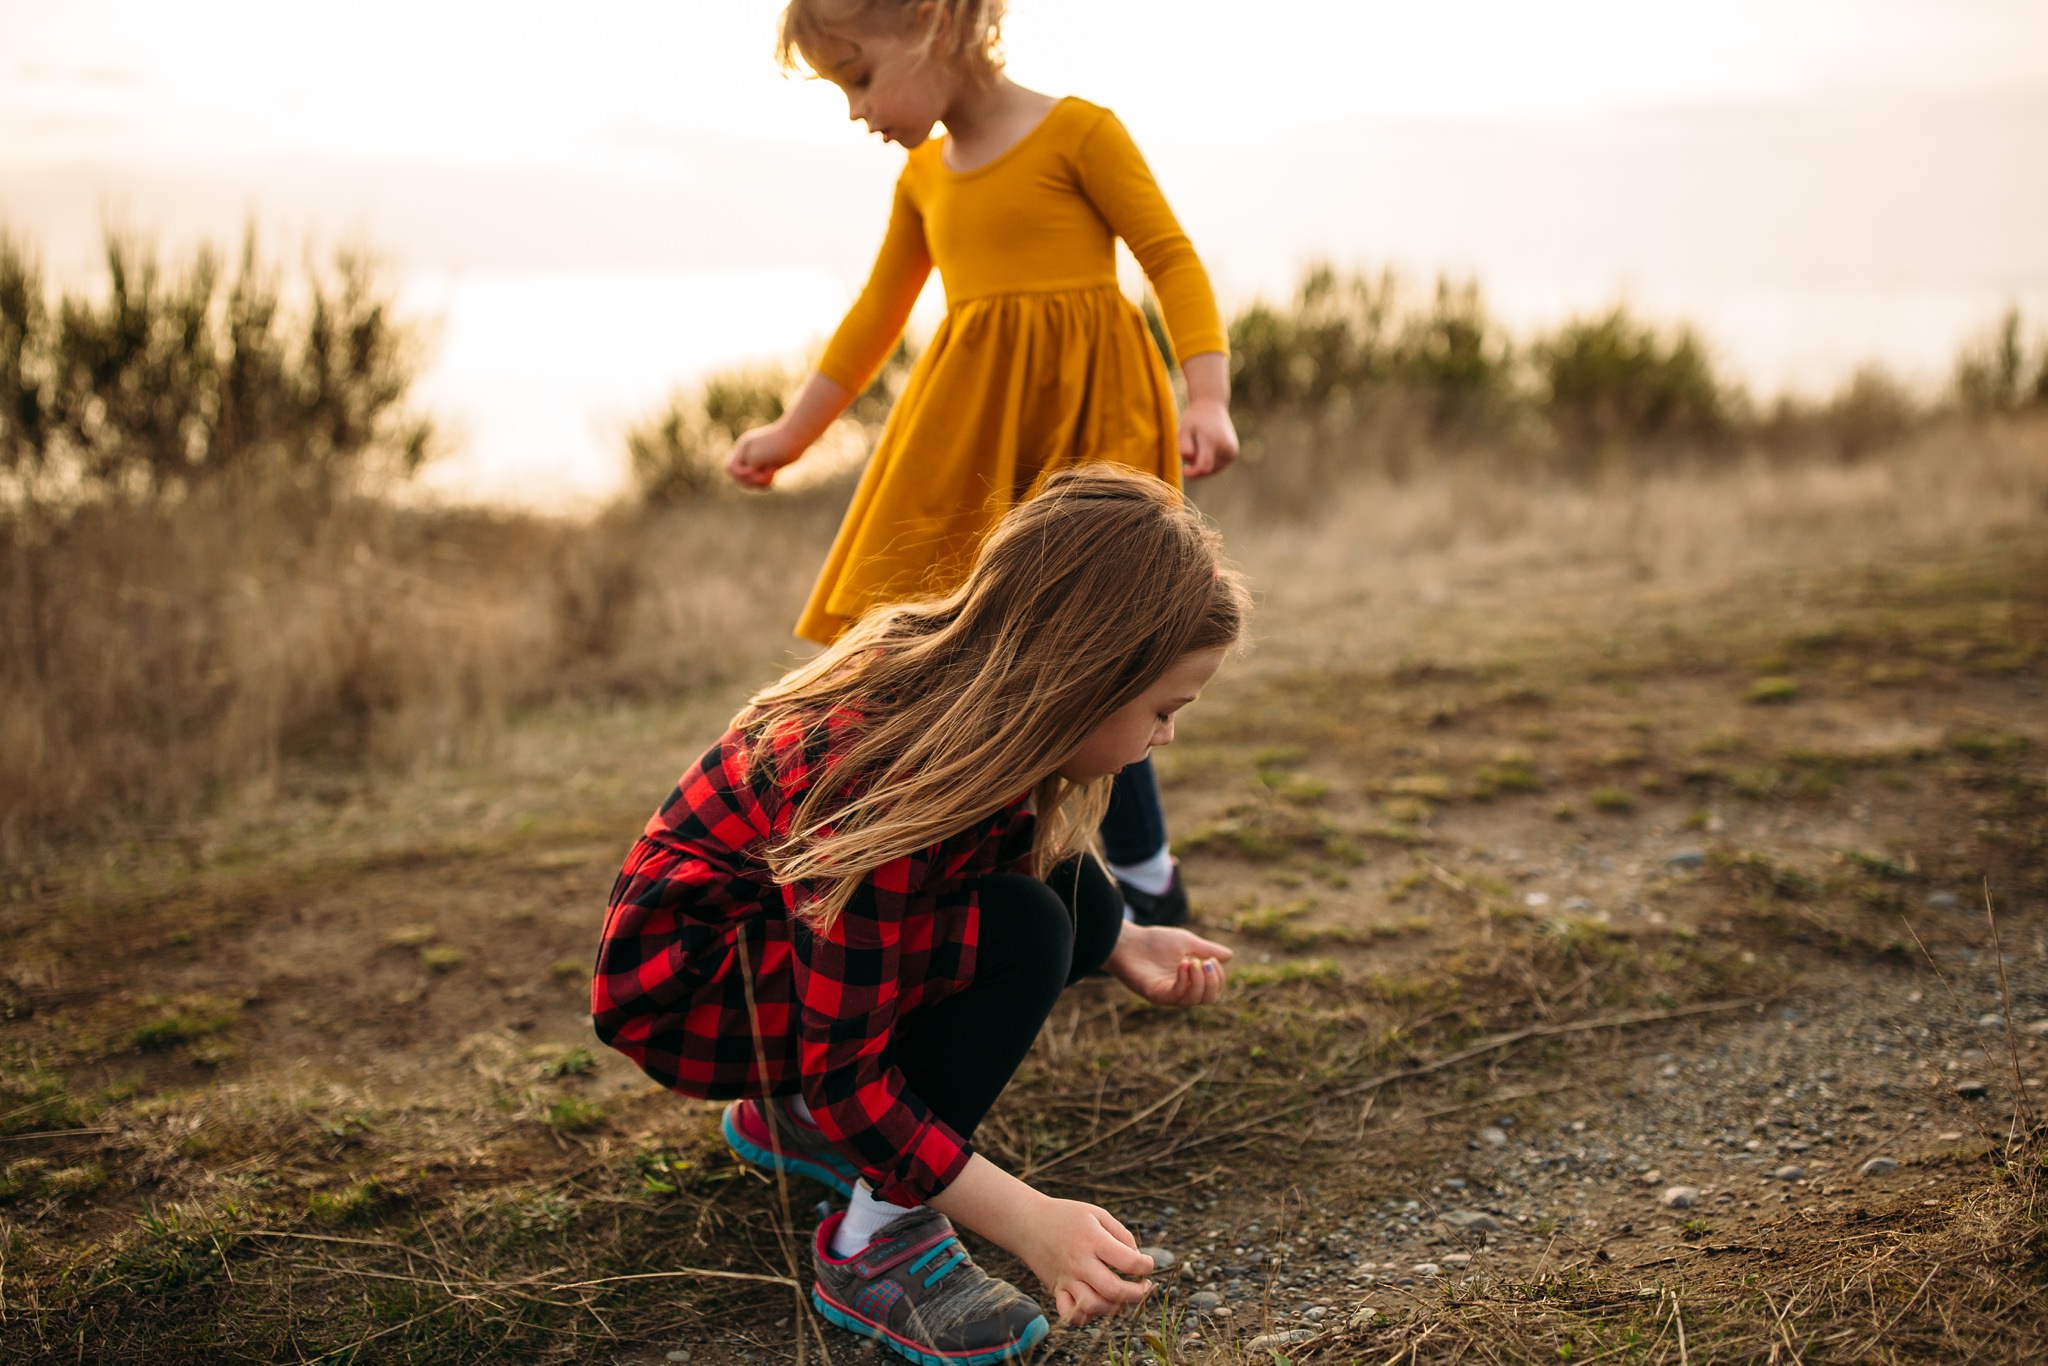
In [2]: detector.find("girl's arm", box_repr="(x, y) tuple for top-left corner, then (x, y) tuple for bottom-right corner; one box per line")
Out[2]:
(1073, 110), (1240, 478)
(1178, 351), (1237, 479)
(728, 175), (933, 488)
(726, 371), (853, 487)
(927, 1154), (1156, 1325)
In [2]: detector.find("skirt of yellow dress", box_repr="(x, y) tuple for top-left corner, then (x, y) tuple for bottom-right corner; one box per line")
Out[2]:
(796, 284), (1181, 644)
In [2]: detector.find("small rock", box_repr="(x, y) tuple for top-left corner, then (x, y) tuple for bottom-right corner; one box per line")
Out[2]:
(1187, 1291), (1223, 1312)
(1927, 891), (1962, 911)
(1770, 1165), (1805, 1182)
(1662, 1186), (1701, 1208)
(1139, 1246), (1177, 1271)
(1412, 1262), (1442, 1277)
(1441, 1253), (1473, 1267)
(1858, 1157), (1900, 1178)
(1479, 1126), (1509, 1146)
(1954, 1081), (1990, 1100)
(1978, 1013), (2005, 1028)
(1525, 891), (1551, 908)
(1664, 850), (1707, 870)
(1440, 1210), (1505, 1234)
(1302, 1306), (1328, 1322)
(1347, 1307), (1381, 1331)
(666, 1354), (690, 1364)
(2026, 1020), (2048, 1036)
(1247, 1330), (1312, 1351)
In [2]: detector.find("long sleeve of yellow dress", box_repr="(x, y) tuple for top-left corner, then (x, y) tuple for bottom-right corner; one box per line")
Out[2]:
(818, 177), (933, 394)
(1072, 112), (1228, 363)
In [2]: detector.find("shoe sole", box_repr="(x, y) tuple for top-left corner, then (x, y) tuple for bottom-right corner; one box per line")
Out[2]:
(721, 1102), (858, 1198)
(811, 1284), (1049, 1365)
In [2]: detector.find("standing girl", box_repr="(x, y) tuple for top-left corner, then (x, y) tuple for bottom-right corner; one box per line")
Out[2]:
(594, 468), (1249, 1362)
(725, 0), (1238, 927)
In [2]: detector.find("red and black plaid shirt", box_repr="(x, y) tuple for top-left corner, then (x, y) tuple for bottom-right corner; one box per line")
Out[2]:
(592, 709), (1035, 1206)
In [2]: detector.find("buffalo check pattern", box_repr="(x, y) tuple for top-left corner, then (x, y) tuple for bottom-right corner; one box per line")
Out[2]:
(592, 710), (1035, 1207)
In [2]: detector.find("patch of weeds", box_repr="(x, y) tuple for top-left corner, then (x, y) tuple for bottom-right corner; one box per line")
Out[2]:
(632, 1148), (696, 1197)
(550, 957), (588, 980)
(0, 1066), (97, 1135)
(1696, 730), (1746, 756)
(1680, 1217), (1712, 1241)
(1948, 727), (2029, 761)
(541, 1046), (597, 1078)
(1472, 750), (1544, 799)
(1386, 773), (1452, 802)
(419, 946), (465, 972)
(1379, 796), (1433, 823)
(1387, 869), (1432, 902)
(1588, 787), (1635, 814)
(1681, 760), (1725, 785)
(1681, 809), (1711, 831)
(1843, 850), (1915, 880)
(1599, 745), (1648, 769)
(545, 1097), (606, 1133)
(1257, 769), (1331, 805)
(1552, 803), (1578, 821)
(105, 1204), (242, 1295)
(1719, 851), (1815, 900)
(128, 995), (242, 1053)
(1370, 916), (1434, 939)
(1233, 897), (1358, 948)
(1731, 766), (1782, 800)
(386, 923), (438, 948)
(1367, 973), (1459, 1006)
(1746, 676), (1800, 705)
(1184, 804), (1362, 864)
(1251, 745), (1310, 769)
(1234, 959), (1342, 988)
(306, 1181), (394, 1228)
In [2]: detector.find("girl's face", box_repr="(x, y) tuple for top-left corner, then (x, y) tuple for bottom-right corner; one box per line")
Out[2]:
(810, 24), (959, 149)
(1057, 647), (1229, 784)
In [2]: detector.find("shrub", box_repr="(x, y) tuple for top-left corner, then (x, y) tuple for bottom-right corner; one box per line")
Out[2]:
(0, 228), (432, 509)
(625, 339), (916, 506)
(1955, 307), (2048, 414)
(1531, 306), (1732, 451)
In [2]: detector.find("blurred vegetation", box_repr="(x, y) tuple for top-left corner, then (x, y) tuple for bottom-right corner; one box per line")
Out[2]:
(0, 229), (432, 511)
(3, 222), (2045, 852)
(624, 339), (915, 505)
(1954, 306), (2048, 414)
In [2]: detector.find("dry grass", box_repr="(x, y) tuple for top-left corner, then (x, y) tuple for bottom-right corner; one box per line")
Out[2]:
(0, 482), (847, 854)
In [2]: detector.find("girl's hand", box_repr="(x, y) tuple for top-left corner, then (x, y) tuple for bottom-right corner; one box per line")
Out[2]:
(726, 421), (807, 488)
(1105, 922), (1233, 1007)
(1012, 1198), (1155, 1326)
(1178, 398), (1239, 479)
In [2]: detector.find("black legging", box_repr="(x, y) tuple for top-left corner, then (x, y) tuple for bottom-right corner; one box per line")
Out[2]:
(892, 855), (1124, 1141)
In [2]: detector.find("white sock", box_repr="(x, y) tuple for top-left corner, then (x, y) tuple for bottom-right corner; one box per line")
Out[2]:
(786, 1093), (816, 1126)
(832, 1183), (917, 1258)
(1108, 846), (1175, 898)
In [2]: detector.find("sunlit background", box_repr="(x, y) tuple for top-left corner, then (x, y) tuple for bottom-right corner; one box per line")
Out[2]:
(5, 0), (2045, 506)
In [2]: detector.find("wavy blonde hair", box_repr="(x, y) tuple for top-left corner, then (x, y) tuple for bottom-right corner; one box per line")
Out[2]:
(776, 0), (1007, 84)
(741, 466), (1250, 926)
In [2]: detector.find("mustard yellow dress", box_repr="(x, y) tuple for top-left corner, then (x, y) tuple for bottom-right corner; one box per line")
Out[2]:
(796, 96), (1228, 643)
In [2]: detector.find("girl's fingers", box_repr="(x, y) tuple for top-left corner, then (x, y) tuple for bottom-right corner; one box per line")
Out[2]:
(1094, 1208), (1142, 1252)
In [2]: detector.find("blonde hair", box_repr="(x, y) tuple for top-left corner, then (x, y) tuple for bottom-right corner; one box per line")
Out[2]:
(776, 0), (1007, 84)
(742, 466), (1250, 926)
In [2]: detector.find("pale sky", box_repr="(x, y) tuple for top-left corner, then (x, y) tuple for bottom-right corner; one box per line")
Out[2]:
(6, 0), (2046, 168)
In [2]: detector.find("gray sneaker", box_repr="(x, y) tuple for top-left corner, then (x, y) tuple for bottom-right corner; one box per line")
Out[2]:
(811, 1206), (1049, 1364)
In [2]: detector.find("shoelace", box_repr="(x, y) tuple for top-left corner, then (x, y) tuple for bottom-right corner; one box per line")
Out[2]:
(906, 1235), (969, 1288)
